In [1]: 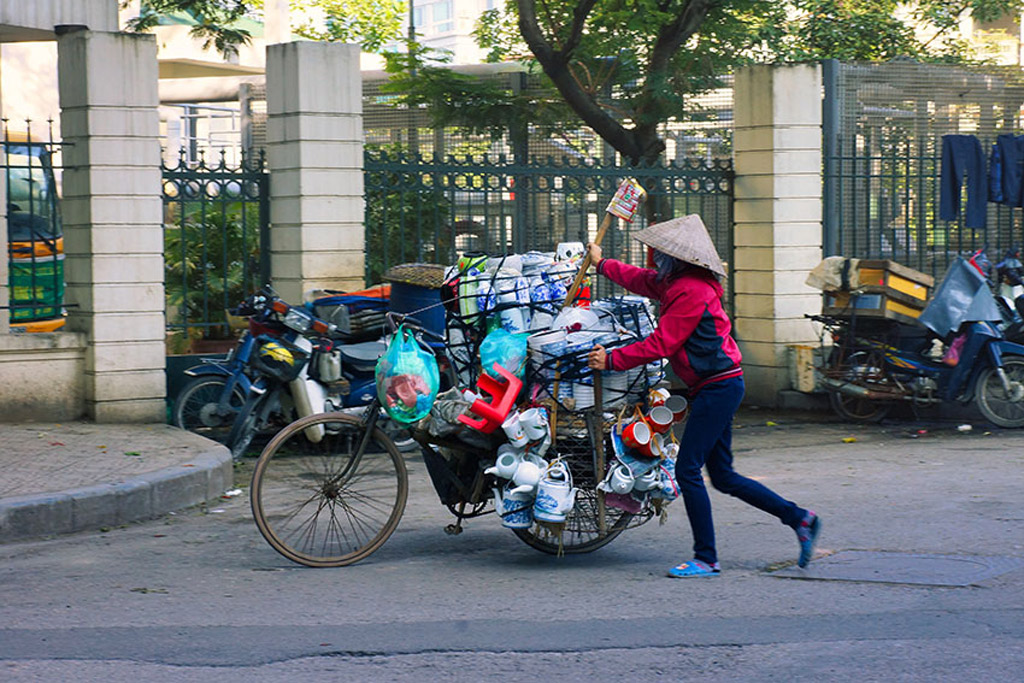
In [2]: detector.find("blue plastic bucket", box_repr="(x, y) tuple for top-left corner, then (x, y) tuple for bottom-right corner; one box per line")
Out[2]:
(388, 282), (445, 338)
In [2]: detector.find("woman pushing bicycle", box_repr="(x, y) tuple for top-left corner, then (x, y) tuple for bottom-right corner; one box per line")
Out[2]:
(586, 214), (821, 578)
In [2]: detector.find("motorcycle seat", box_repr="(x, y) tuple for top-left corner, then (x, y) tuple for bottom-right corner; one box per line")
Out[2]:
(340, 340), (386, 373)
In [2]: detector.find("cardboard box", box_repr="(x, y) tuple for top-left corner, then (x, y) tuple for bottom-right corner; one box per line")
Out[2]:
(855, 260), (933, 305)
(822, 291), (926, 325)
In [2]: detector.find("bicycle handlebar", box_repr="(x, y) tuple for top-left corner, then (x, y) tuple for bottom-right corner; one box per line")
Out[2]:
(385, 311), (447, 344)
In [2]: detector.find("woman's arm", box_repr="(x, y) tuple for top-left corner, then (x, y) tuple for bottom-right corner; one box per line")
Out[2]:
(587, 241), (661, 299)
(606, 298), (703, 371)
(597, 259), (661, 299)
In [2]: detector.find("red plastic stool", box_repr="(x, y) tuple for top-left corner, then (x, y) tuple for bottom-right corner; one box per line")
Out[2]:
(457, 363), (523, 434)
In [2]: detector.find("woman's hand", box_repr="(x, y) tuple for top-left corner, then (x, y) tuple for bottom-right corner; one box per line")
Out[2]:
(588, 344), (607, 370)
(587, 242), (603, 267)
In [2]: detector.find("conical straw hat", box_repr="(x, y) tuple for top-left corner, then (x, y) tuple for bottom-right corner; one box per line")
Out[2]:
(634, 214), (726, 279)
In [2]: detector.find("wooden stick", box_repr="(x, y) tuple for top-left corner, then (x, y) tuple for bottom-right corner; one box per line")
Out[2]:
(563, 212), (614, 307)
(593, 371), (606, 535)
(550, 365), (560, 443)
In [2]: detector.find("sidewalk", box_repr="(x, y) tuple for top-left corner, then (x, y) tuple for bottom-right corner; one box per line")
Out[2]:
(0, 422), (232, 543)
(0, 402), (1012, 546)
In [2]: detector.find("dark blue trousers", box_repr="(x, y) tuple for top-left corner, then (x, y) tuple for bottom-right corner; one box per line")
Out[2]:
(939, 135), (987, 229)
(675, 376), (805, 566)
(990, 134), (1024, 207)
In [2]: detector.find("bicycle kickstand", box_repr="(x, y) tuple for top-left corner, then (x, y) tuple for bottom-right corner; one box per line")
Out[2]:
(444, 502), (467, 535)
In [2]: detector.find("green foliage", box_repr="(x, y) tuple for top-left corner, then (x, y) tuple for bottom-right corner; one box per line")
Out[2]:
(123, 1), (253, 57)
(364, 145), (453, 286)
(780, 0), (1020, 63)
(292, 0), (406, 53)
(164, 203), (262, 338)
(381, 42), (576, 143)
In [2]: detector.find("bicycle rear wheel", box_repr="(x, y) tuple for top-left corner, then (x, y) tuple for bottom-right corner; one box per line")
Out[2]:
(512, 488), (633, 554)
(250, 412), (409, 567)
(512, 417), (647, 554)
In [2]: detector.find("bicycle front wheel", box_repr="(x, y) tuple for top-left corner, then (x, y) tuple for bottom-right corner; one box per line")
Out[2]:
(250, 412), (409, 567)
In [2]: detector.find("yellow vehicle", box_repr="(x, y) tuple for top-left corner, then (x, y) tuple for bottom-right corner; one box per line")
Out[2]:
(5, 132), (64, 332)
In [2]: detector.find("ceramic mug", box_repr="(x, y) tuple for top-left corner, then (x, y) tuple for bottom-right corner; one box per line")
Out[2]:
(641, 433), (665, 459)
(502, 411), (529, 448)
(608, 464), (635, 494)
(649, 387), (671, 407)
(664, 394), (688, 422)
(556, 241), (585, 262)
(647, 406), (674, 434)
(621, 419), (652, 450)
(520, 407), (550, 442)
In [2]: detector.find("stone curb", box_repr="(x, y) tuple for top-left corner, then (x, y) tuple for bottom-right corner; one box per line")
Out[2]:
(0, 445), (233, 544)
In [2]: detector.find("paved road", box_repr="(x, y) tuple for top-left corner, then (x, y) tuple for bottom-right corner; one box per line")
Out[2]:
(2, 415), (1022, 681)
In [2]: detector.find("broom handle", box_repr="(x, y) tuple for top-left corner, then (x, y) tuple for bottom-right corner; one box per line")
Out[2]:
(563, 212), (614, 307)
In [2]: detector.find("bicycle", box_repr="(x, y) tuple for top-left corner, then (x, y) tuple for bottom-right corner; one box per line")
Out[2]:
(249, 311), (657, 568)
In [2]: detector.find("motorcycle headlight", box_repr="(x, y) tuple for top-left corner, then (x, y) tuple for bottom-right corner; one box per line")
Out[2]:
(283, 307), (314, 333)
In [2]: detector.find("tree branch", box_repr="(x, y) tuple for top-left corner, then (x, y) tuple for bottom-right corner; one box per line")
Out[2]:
(517, 0), (642, 161)
(648, 0), (716, 75)
(560, 0), (598, 58)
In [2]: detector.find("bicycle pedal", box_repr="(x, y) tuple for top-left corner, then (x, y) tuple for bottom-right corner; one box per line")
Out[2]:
(444, 523), (463, 535)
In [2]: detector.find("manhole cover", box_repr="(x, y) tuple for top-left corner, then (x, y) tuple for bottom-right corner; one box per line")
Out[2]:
(768, 550), (1024, 586)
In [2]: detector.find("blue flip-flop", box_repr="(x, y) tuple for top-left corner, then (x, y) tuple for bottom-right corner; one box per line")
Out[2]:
(666, 559), (721, 578)
(797, 512), (821, 568)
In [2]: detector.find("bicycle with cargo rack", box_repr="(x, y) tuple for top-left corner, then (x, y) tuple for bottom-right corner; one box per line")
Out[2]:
(248, 305), (669, 568)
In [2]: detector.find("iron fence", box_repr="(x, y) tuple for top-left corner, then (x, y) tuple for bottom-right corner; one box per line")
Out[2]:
(364, 150), (734, 302)
(824, 60), (1024, 279)
(162, 148), (269, 346)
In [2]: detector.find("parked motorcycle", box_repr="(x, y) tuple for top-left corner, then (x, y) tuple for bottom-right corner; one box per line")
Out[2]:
(173, 287), (413, 458)
(172, 291), (286, 444)
(812, 256), (1024, 428)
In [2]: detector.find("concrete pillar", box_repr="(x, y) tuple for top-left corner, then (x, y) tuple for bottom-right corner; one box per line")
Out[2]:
(266, 41), (365, 303)
(57, 29), (165, 422)
(732, 64), (823, 407)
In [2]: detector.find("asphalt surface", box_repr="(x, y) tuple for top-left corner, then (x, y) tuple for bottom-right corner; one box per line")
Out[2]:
(0, 407), (1022, 680)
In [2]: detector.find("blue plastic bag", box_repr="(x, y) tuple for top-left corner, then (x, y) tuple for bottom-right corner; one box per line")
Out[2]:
(480, 328), (528, 379)
(375, 325), (440, 424)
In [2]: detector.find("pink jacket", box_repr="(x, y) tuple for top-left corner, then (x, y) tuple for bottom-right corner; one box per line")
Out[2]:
(598, 259), (742, 392)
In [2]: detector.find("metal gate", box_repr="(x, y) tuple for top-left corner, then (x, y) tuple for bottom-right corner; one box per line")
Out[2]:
(823, 59), (1024, 278)
(162, 148), (269, 346)
(364, 152), (734, 301)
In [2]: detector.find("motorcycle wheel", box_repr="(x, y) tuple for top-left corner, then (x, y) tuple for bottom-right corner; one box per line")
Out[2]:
(976, 356), (1024, 428)
(826, 349), (892, 423)
(173, 376), (246, 444)
(227, 392), (268, 459)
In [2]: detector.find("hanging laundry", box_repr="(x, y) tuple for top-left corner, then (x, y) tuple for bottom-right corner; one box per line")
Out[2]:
(939, 134), (987, 229)
(989, 141), (1003, 204)
(988, 133), (1024, 207)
